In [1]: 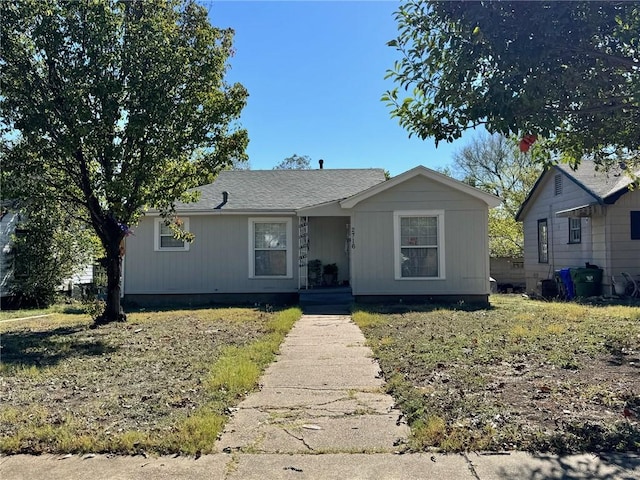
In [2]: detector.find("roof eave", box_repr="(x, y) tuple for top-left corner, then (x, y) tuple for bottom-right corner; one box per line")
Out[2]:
(515, 166), (604, 222)
(603, 186), (633, 204)
(340, 165), (501, 209)
(296, 199), (344, 213)
(146, 208), (298, 216)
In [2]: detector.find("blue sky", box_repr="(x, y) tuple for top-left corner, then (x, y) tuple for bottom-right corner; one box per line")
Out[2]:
(207, 1), (477, 176)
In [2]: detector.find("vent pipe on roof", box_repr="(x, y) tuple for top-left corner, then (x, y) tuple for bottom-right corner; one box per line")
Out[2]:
(215, 191), (229, 209)
(319, 159), (324, 169)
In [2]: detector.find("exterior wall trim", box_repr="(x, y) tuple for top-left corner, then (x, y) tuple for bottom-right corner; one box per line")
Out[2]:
(248, 217), (293, 279)
(341, 166), (500, 209)
(393, 210), (446, 280)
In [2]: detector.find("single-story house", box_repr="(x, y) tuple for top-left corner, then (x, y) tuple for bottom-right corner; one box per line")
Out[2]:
(123, 165), (501, 306)
(515, 160), (640, 295)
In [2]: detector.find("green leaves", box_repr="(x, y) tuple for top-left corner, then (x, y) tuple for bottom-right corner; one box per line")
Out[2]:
(450, 132), (542, 257)
(1, 0), (248, 321)
(385, 1), (640, 169)
(273, 154), (313, 170)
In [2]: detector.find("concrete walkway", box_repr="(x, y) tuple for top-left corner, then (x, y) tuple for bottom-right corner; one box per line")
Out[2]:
(215, 313), (408, 454)
(2, 314), (639, 479)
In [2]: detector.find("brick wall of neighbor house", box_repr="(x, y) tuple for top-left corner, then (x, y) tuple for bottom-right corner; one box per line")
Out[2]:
(520, 170), (597, 293)
(350, 175), (491, 299)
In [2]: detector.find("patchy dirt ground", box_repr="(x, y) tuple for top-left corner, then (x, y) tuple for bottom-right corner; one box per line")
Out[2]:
(354, 295), (640, 453)
(0, 308), (275, 453)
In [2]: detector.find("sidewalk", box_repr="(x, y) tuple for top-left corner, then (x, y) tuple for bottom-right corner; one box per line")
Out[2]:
(215, 313), (409, 454)
(1, 314), (639, 479)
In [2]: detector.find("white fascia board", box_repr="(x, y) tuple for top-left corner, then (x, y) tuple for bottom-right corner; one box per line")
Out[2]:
(144, 209), (297, 216)
(340, 165), (502, 209)
(296, 199), (344, 213)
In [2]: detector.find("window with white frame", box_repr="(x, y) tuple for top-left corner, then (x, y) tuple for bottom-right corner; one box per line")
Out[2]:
(249, 218), (292, 278)
(568, 217), (581, 244)
(394, 211), (445, 279)
(154, 218), (190, 251)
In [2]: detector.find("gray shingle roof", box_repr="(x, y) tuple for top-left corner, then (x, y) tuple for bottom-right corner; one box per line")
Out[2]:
(515, 160), (639, 221)
(178, 169), (387, 211)
(556, 160), (640, 200)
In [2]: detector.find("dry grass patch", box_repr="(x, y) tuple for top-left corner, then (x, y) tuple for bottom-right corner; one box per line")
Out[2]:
(0, 306), (301, 455)
(354, 295), (640, 453)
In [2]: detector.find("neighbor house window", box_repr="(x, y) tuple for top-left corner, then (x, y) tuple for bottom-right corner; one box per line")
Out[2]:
(154, 218), (190, 251)
(568, 217), (581, 244)
(631, 211), (640, 240)
(249, 218), (292, 278)
(538, 219), (548, 263)
(394, 211), (445, 279)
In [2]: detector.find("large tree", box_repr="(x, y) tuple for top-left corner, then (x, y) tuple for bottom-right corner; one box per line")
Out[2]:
(1, 0), (248, 323)
(451, 133), (542, 257)
(384, 1), (640, 168)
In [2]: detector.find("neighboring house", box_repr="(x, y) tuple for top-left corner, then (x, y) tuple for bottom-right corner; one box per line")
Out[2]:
(489, 257), (525, 292)
(0, 207), (21, 300)
(515, 161), (640, 295)
(123, 165), (500, 306)
(0, 205), (94, 303)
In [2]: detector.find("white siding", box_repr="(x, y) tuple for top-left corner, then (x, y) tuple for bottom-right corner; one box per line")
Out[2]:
(520, 170), (598, 291)
(124, 214), (299, 294)
(606, 189), (640, 284)
(349, 176), (491, 296)
(70, 263), (94, 285)
(0, 212), (20, 296)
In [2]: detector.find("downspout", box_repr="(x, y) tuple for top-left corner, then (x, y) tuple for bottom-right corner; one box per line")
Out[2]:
(548, 203), (555, 279)
(603, 205), (612, 295)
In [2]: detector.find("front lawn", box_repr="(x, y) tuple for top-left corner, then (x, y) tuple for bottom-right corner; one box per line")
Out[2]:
(353, 295), (640, 453)
(0, 306), (301, 455)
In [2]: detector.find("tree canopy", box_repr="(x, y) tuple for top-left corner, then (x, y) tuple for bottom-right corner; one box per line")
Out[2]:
(1, 0), (248, 322)
(6, 200), (98, 307)
(451, 133), (542, 257)
(384, 1), (640, 168)
(273, 154), (313, 170)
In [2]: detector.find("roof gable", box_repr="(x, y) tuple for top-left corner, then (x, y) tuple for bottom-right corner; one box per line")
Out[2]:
(176, 169), (387, 212)
(555, 161), (639, 201)
(340, 166), (501, 209)
(515, 160), (639, 221)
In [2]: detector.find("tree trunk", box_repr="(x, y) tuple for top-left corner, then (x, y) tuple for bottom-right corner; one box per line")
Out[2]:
(96, 240), (126, 325)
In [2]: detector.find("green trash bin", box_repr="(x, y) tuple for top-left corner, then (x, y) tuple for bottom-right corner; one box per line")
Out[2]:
(570, 268), (603, 297)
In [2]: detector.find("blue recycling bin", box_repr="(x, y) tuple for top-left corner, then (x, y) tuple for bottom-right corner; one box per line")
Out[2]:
(559, 268), (575, 300)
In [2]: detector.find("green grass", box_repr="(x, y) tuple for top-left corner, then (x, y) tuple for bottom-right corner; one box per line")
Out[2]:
(354, 295), (640, 453)
(0, 306), (302, 455)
